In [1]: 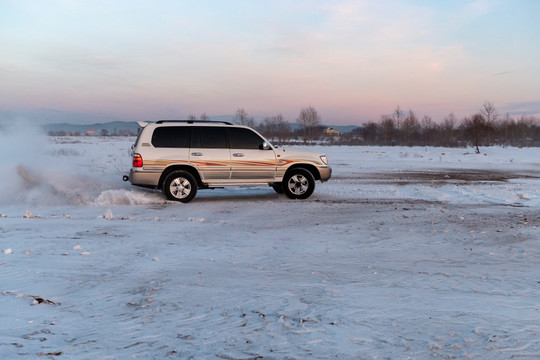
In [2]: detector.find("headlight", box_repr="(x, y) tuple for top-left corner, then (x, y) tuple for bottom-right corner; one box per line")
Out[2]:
(319, 155), (328, 165)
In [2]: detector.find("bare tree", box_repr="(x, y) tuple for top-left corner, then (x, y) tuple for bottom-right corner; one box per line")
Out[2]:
(499, 113), (513, 145)
(392, 105), (405, 129)
(480, 102), (498, 145)
(234, 108), (255, 127)
(481, 101), (499, 123)
(462, 113), (488, 153)
(346, 122), (384, 145)
(259, 114), (290, 143)
(517, 115), (535, 146)
(188, 114), (197, 121)
(401, 110), (420, 145)
(275, 114), (291, 142)
(297, 105), (321, 142)
(421, 115), (437, 146)
(443, 113), (456, 131)
(421, 115), (434, 129)
(442, 113), (457, 146)
(260, 117), (277, 138)
(380, 115), (395, 145)
(199, 113), (209, 121)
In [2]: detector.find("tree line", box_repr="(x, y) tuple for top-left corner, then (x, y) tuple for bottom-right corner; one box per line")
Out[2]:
(234, 103), (540, 150)
(47, 103), (540, 149)
(346, 103), (540, 151)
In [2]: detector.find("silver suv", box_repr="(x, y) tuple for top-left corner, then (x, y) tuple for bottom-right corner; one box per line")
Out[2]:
(125, 120), (331, 202)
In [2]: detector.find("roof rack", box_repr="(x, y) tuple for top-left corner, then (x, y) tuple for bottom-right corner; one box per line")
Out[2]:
(155, 120), (233, 125)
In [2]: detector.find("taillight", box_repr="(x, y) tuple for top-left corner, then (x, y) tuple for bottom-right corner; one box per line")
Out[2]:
(133, 153), (143, 168)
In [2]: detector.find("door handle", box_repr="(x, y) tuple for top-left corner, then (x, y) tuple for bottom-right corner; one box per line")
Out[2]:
(232, 153), (244, 157)
(191, 152), (203, 156)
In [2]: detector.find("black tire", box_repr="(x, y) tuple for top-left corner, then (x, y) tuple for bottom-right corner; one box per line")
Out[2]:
(282, 168), (315, 199)
(163, 170), (197, 203)
(272, 183), (284, 194)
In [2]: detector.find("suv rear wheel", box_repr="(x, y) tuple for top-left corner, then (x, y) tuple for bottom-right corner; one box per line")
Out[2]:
(163, 170), (198, 203)
(283, 168), (315, 199)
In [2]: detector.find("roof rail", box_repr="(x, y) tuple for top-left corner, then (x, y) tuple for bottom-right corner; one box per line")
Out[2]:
(155, 120), (233, 125)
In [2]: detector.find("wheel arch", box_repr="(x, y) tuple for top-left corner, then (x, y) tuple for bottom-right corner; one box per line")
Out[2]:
(158, 165), (202, 189)
(284, 163), (321, 181)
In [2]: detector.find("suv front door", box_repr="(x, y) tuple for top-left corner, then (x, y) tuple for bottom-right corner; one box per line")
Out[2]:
(228, 127), (277, 182)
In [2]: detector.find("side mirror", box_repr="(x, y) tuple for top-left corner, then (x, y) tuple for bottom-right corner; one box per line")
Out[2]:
(260, 141), (272, 150)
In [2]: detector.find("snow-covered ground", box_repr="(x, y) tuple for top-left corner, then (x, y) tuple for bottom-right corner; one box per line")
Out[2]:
(1, 128), (539, 359)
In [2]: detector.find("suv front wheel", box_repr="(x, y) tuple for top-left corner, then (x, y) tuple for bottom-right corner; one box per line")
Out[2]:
(283, 168), (315, 200)
(163, 170), (198, 203)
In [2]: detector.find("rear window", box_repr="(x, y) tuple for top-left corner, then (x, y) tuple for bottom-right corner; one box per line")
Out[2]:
(152, 127), (190, 148)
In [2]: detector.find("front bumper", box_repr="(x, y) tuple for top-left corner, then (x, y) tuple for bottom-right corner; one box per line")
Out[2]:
(319, 167), (332, 182)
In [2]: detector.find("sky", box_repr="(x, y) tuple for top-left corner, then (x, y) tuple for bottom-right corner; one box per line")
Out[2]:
(1, 0), (540, 125)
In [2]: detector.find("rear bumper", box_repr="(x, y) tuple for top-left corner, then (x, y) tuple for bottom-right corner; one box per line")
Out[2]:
(129, 169), (161, 187)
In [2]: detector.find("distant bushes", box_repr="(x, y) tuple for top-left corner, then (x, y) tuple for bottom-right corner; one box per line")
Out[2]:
(259, 115), (540, 148)
(334, 115), (540, 148)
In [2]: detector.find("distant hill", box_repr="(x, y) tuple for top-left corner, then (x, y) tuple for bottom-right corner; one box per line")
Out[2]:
(42, 121), (139, 136)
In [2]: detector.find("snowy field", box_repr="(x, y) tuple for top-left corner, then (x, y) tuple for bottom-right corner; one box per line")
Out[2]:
(1, 129), (539, 359)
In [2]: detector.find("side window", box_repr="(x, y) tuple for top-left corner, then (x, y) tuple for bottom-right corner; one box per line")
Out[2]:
(152, 127), (190, 148)
(228, 128), (265, 149)
(190, 127), (201, 148)
(199, 127), (227, 148)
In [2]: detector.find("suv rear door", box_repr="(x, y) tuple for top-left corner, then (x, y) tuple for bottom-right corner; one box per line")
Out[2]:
(228, 127), (277, 182)
(189, 126), (231, 181)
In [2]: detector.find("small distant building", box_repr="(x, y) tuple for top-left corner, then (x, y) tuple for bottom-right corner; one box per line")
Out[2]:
(324, 127), (340, 136)
(86, 130), (97, 136)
